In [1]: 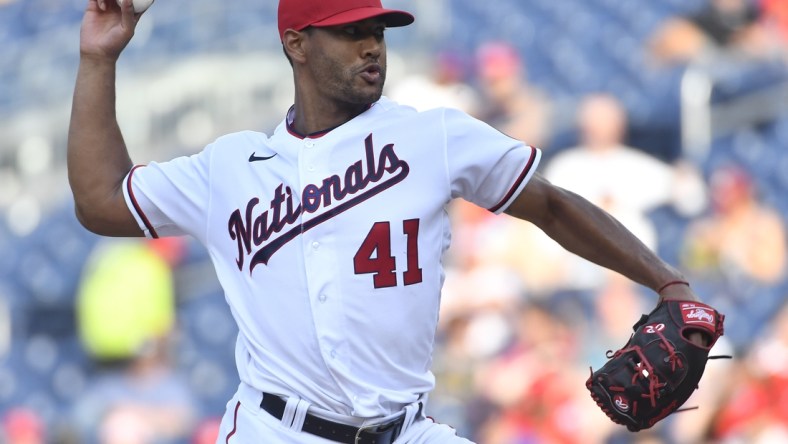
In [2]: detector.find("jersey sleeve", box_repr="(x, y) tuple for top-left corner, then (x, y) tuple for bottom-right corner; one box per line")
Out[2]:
(122, 146), (213, 242)
(442, 108), (541, 214)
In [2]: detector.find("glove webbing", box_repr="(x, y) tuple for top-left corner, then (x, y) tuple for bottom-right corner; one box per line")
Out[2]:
(605, 328), (681, 410)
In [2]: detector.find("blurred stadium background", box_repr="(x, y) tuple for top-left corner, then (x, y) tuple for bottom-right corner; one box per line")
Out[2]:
(1, 0), (787, 443)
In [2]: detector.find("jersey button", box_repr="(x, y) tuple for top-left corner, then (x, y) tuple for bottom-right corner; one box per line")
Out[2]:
(311, 241), (320, 250)
(318, 294), (327, 303)
(304, 140), (315, 148)
(330, 350), (337, 359)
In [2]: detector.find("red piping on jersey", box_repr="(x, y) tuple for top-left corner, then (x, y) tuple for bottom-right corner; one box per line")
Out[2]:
(285, 103), (374, 139)
(225, 401), (241, 443)
(127, 165), (159, 238)
(286, 122), (334, 140)
(488, 146), (538, 213)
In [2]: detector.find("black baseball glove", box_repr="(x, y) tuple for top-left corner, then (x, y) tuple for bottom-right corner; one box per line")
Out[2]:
(586, 300), (726, 432)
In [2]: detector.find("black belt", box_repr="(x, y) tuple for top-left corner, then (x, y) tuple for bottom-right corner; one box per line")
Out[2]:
(260, 392), (419, 444)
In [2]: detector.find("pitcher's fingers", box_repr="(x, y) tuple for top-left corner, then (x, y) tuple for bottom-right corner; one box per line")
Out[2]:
(120, 0), (137, 30)
(87, 0), (105, 12)
(688, 331), (709, 347)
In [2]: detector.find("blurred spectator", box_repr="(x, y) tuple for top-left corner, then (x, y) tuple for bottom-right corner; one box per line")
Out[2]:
(73, 340), (198, 444)
(440, 199), (527, 329)
(70, 238), (196, 444)
(389, 50), (480, 114)
(441, 197), (596, 297)
(472, 301), (611, 444)
(761, 0), (788, 44)
(546, 93), (707, 250)
(469, 212), (578, 296)
(1, 408), (45, 444)
(753, 301), (788, 382)
(431, 201), (529, 436)
(539, 93), (706, 295)
(191, 418), (221, 444)
(76, 239), (178, 361)
(474, 41), (554, 149)
(668, 334), (736, 444)
(708, 303), (788, 443)
(429, 313), (488, 439)
(688, 0), (761, 48)
(649, 0), (782, 64)
(439, 94), (706, 298)
(583, 274), (648, 369)
(682, 165), (787, 285)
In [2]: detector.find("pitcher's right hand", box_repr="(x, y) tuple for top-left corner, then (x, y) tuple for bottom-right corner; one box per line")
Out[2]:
(80, 0), (145, 61)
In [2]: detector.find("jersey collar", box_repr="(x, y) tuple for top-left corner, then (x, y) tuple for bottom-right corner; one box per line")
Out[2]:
(285, 103), (375, 139)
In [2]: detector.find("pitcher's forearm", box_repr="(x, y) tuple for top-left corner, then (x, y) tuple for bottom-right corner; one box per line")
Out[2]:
(539, 188), (684, 292)
(67, 56), (134, 229)
(509, 177), (686, 294)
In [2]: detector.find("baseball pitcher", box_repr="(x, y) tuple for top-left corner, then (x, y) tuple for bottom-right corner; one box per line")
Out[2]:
(68, 0), (718, 443)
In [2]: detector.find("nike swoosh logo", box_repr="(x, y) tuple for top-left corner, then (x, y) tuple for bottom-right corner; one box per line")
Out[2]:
(249, 153), (277, 162)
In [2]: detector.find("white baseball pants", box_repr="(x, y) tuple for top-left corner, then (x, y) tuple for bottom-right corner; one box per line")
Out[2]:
(216, 383), (474, 444)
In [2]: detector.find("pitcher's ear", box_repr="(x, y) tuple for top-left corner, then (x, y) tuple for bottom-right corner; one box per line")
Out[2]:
(283, 29), (308, 65)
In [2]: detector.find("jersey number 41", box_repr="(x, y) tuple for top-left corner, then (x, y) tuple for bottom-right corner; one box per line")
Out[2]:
(353, 219), (423, 289)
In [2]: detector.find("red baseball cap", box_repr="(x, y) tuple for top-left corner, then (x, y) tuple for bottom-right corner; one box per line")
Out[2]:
(278, 0), (415, 41)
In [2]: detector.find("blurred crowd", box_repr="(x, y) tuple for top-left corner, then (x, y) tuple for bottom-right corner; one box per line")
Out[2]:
(391, 1), (788, 442)
(2, 0), (788, 443)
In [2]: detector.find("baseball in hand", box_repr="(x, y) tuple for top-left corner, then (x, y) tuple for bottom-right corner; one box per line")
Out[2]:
(116, 0), (154, 13)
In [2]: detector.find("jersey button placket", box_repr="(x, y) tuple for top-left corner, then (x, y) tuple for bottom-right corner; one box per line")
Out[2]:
(301, 138), (319, 186)
(298, 137), (347, 369)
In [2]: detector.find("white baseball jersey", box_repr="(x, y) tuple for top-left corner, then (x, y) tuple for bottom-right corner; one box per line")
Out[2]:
(123, 97), (541, 418)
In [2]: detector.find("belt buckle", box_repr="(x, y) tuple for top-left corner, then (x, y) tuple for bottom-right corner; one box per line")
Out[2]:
(354, 417), (400, 444)
(354, 423), (376, 444)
